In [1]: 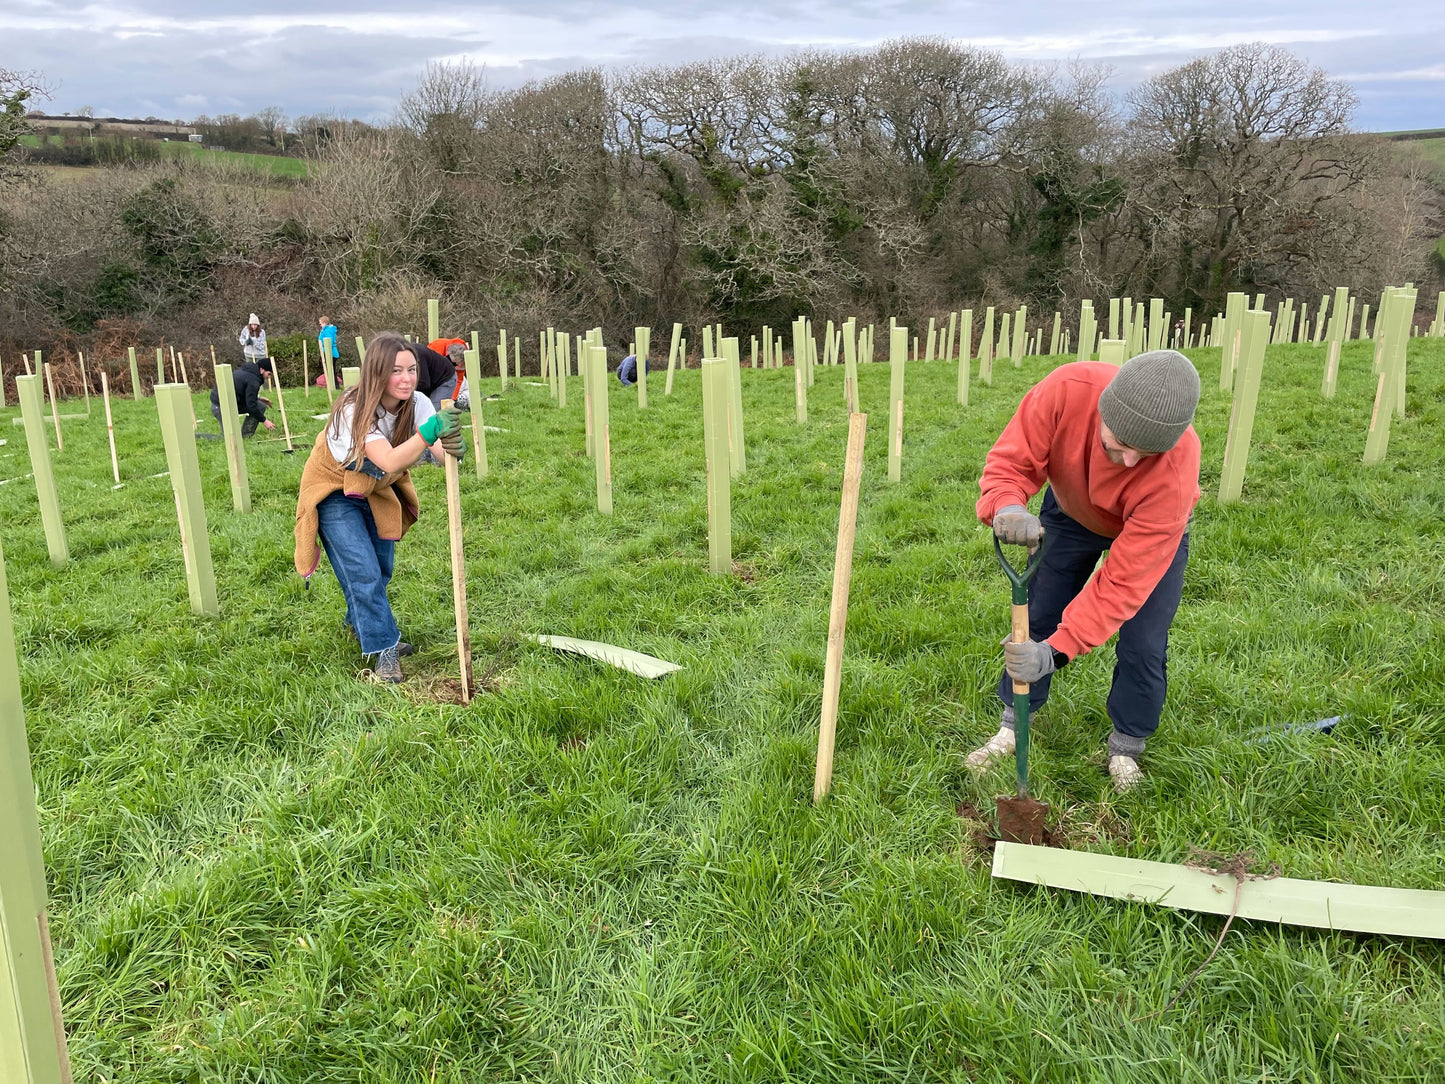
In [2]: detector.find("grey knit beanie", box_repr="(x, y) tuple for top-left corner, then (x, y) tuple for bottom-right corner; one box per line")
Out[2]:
(1097, 350), (1200, 453)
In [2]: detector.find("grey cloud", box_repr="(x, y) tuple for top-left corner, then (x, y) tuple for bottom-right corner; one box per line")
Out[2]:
(3, 1), (1440, 129)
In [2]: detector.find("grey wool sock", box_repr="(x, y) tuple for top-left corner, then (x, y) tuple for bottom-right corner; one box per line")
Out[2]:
(1108, 730), (1146, 760)
(1000, 703), (1016, 731)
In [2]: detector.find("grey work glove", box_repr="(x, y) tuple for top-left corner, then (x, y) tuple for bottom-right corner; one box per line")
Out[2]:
(1004, 638), (1056, 684)
(440, 429), (466, 459)
(993, 504), (1042, 548)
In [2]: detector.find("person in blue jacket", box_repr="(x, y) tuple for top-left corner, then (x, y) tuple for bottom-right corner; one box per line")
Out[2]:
(617, 353), (645, 385)
(318, 316), (340, 372)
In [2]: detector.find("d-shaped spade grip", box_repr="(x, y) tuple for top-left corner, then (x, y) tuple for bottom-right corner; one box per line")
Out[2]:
(994, 532), (1048, 799)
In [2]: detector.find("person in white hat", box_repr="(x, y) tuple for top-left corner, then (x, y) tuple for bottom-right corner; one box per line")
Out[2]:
(239, 313), (268, 364)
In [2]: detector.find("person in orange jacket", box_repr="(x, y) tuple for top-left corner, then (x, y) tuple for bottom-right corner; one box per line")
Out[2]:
(969, 351), (1202, 791)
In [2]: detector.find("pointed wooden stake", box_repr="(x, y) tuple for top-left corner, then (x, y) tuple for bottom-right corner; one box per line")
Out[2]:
(101, 371), (120, 484)
(813, 410), (867, 803)
(438, 397), (473, 703)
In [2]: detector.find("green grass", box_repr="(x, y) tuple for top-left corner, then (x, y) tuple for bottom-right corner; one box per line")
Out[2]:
(2, 336), (1444, 1081)
(1406, 136), (1445, 173)
(16, 133), (308, 177)
(156, 141), (309, 177)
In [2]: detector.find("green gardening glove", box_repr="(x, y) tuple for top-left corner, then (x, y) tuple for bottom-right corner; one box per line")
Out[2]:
(417, 406), (461, 444)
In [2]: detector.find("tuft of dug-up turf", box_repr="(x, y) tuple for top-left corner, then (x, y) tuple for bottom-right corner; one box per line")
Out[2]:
(2, 336), (1443, 1081)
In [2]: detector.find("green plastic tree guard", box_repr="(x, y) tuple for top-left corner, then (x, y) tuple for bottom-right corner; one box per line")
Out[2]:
(156, 384), (220, 615)
(427, 298), (439, 344)
(15, 376), (66, 569)
(664, 322), (683, 394)
(0, 529), (71, 1084)
(212, 363), (251, 512)
(635, 326), (650, 409)
(978, 307), (995, 386)
(957, 310), (973, 406)
(472, 393), (488, 481)
(588, 344), (612, 514)
(888, 326), (906, 483)
(1363, 287), (1416, 464)
(1218, 308), (1273, 503)
(701, 355), (731, 574)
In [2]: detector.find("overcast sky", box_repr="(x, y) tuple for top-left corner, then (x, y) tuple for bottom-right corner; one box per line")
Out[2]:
(4, 1), (1442, 132)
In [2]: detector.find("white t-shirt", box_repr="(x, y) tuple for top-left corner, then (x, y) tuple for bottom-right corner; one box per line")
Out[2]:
(327, 391), (436, 466)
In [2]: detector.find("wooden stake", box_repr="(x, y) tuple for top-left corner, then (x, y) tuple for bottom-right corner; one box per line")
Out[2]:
(438, 398), (473, 703)
(15, 376), (67, 568)
(888, 326), (906, 483)
(155, 384), (219, 615)
(813, 410), (867, 803)
(271, 359), (294, 453)
(101, 371), (120, 483)
(701, 356), (732, 574)
(42, 363), (63, 452)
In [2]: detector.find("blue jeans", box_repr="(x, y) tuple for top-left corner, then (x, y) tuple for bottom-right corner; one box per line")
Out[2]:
(316, 490), (399, 656)
(997, 488), (1189, 742)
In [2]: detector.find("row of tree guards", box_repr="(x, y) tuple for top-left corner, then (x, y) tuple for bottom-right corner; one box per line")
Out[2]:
(5, 286), (1443, 410)
(0, 283), (1437, 1077)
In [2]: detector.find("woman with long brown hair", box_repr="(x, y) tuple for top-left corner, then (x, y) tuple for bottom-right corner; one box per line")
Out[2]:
(294, 331), (465, 682)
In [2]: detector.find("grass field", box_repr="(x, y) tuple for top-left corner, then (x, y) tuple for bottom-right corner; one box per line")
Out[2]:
(2, 334), (1444, 1081)
(1404, 136), (1445, 173)
(18, 133), (309, 178)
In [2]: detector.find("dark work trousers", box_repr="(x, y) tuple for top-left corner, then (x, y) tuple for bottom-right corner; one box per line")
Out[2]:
(996, 488), (1189, 741)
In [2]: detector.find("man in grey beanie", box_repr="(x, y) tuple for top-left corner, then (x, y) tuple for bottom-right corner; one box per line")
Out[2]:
(970, 351), (1202, 790)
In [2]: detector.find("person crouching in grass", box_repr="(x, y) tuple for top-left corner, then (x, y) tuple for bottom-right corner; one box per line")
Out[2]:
(294, 331), (465, 682)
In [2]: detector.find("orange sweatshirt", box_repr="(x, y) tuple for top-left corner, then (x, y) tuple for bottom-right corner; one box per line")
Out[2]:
(977, 362), (1201, 659)
(429, 338), (468, 376)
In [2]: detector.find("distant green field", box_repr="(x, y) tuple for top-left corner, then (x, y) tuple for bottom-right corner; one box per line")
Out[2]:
(16, 133), (308, 178)
(156, 141), (309, 177)
(1403, 136), (1445, 172)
